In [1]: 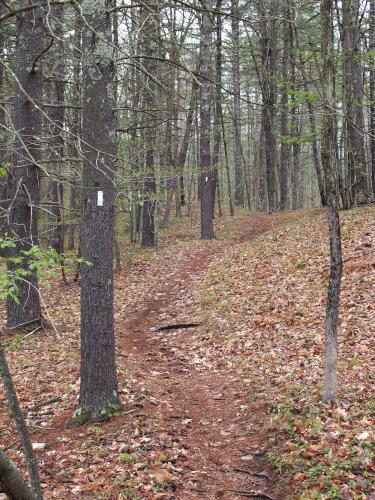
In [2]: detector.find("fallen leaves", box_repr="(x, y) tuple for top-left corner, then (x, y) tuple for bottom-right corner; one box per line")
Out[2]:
(200, 205), (375, 499)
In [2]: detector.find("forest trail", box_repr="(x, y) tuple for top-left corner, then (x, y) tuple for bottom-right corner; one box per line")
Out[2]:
(117, 214), (285, 499)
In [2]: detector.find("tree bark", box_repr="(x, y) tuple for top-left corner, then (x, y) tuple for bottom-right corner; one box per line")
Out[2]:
(321, 0), (343, 404)
(0, 448), (35, 500)
(232, 0), (243, 207)
(279, 4), (290, 210)
(342, 0), (367, 204)
(6, 0), (44, 331)
(200, 0), (215, 239)
(370, 1), (375, 197)
(141, 2), (159, 248)
(257, 0), (277, 212)
(74, 0), (120, 423)
(45, 4), (65, 256)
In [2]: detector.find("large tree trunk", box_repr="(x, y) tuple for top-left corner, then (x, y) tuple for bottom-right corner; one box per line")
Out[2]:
(200, 0), (215, 239)
(74, 0), (120, 423)
(321, 0), (343, 404)
(6, 0), (44, 331)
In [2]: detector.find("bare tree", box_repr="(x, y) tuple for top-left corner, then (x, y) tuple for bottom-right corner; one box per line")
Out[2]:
(320, 0), (343, 404)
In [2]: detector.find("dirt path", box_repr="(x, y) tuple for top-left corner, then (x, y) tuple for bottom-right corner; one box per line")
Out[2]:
(117, 216), (281, 499)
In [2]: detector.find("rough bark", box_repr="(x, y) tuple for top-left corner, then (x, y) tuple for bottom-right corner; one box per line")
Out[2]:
(199, 0), (215, 239)
(73, 0), (120, 423)
(321, 0), (343, 404)
(6, 0), (44, 331)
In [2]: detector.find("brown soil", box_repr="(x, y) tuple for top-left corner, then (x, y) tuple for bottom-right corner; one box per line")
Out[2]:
(116, 215), (286, 499)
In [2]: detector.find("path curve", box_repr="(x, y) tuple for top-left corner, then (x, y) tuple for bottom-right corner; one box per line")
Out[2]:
(117, 215), (281, 499)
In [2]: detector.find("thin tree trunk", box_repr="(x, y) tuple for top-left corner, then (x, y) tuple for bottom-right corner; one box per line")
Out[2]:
(370, 1), (375, 197)
(321, 0), (343, 404)
(200, 0), (215, 239)
(342, 0), (367, 204)
(232, 0), (244, 207)
(141, 2), (159, 248)
(0, 3), (8, 240)
(45, 4), (65, 256)
(0, 346), (42, 499)
(213, 0), (223, 215)
(279, 5), (290, 210)
(221, 110), (234, 216)
(67, 12), (82, 251)
(0, 447), (35, 500)
(257, 1), (277, 212)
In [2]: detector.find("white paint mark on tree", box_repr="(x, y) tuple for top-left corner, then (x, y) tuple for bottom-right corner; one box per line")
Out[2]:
(97, 190), (104, 206)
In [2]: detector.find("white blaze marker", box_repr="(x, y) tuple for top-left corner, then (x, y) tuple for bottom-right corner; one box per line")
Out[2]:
(97, 190), (104, 206)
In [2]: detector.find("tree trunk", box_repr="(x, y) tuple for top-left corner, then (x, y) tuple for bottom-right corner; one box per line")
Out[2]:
(141, 2), (159, 248)
(0, 346), (42, 499)
(279, 5), (290, 210)
(45, 4), (65, 256)
(257, 1), (277, 212)
(213, 0), (223, 215)
(200, 0), (215, 239)
(342, 0), (367, 204)
(321, 0), (343, 404)
(0, 448), (35, 500)
(6, 0), (44, 331)
(232, 0), (244, 207)
(67, 12), (82, 251)
(74, 0), (120, 423)
(370, 1), (375, 197)
(0, 3), (8, 240)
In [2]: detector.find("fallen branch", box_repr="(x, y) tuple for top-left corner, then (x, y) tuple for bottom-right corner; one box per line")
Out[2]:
(228, 490), (275, 500)
(150, 322), (201, 333)
(233, 468), (271, 481)
(27, 397), (62, 412)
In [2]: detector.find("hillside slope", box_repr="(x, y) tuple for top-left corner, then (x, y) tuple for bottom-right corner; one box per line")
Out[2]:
(200, 206), (374, 499)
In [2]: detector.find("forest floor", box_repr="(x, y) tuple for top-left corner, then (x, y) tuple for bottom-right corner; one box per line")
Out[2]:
(0, 206), (374, 500)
